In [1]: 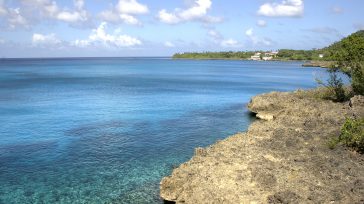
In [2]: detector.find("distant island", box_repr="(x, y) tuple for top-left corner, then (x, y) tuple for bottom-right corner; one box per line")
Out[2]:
(173, 30), (364, 65)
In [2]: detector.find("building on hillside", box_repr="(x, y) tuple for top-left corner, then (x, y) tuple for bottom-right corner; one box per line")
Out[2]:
(262, 55), (273, 61)
(250, 52), (261, 60)
(251, 51), (279, 61)
(262, 51), (279, 60)
(319, 54), (324, 58)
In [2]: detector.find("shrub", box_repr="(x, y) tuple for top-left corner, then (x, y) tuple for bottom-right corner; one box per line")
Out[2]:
(329, 118), (364, 153)
(351, 62), (364, 95)
(332, 31), (364, 96)
(316, 67), (349, 102)
(339, 118), (364, 153)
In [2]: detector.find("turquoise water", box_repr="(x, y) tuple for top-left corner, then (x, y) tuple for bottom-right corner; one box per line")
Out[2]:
(0, 58), (324, 203)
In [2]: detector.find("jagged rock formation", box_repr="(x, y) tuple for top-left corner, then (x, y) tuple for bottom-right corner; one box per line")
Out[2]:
(160, 90), (364, 204)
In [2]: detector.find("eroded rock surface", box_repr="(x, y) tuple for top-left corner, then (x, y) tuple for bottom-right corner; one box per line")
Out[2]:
(160, 91), (364, 204)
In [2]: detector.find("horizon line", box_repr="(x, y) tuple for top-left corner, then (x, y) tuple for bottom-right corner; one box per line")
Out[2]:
(0, 56), (173, 60)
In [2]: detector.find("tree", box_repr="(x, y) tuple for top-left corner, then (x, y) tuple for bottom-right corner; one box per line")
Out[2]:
(332, 31), (364, 95)
(316, 67), (347, 102)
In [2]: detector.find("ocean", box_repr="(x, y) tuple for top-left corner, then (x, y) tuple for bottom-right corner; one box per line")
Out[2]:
(0, 58), (324, 203)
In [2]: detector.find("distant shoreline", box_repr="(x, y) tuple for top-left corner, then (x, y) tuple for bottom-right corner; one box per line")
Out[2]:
(173, 57), (332, 68)
(172, 57), (305, 62)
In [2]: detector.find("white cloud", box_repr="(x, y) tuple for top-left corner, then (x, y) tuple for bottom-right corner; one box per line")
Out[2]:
(99, 10), (120, 22)
(72, 22), (142, 48)
(120, 14), (140, 25)
(99, 0), (148, 25)
(7, 8), (29, 29)
(32, 33), (61, 46)
(179, 0), (211, 20)
(55, 0), (88, 24)
(164, 41), (175, 47)
(220, 39), (239, 47)
(70, 39), (90, 47)
(0, 0), (7, 16)
(3, 0), (90, 28)
(0, 38), (5, 44)
(20, 0), (59, 18)
(257, 20), (267, 27)
(74, 0), (84, 10)
(208, 29), (222, 40)
(257, 0), (304, 17)
(245, 28), (272, 46)
(116, 0), (148, 15)
(0, 1), (30, 29)
(57, 10), (87, 23)
(157, 0), (221, 24)
(206, 29), (241, 48)
(158, 9), (180, 24)
(202, 15), (223, 24)
(245, 28), (253, 37)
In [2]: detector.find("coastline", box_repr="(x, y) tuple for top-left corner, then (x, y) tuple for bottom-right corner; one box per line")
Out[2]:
(302, 60), (335, 68)
(172, 57), (333, 68)
(160, 89), (364, 203)
(172, 57), (304, 62)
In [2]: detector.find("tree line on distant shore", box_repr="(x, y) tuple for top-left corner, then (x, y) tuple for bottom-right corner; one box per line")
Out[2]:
(173, 49), (325, 61)
(172, 51), (256, 59)
(173, 30), (364, 62)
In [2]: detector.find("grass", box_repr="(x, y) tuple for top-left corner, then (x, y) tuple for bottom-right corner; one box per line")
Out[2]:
(295, 86), (353, 101)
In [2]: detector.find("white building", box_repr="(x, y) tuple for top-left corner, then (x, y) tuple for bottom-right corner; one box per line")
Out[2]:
(262, 51), (278, 60)
(250, 52), (261, 60)
(251, 51), (279, 61)
(262, 56), (273, 61)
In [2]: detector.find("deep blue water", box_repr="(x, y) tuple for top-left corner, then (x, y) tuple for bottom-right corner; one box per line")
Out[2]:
(0, 58), (324, 203)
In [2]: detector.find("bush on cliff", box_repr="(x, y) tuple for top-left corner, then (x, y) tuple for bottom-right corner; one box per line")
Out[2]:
(316, 67), (349, 102)
(329, 118), (364, 153)
(315, 31), (364, 101)
(331, 30), (364, 96)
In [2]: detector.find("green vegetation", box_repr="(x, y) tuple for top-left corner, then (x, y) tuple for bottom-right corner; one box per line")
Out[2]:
(316, 68), (349, 102)
(330, 30), (364, 96)
(329, 118), (364, 153)
(173, 31), (364, 64)
(276, 49), (322, 60)
(173, 51), (255, 60)
(172, 46), (328, 61)
(316, 30), (364, 101)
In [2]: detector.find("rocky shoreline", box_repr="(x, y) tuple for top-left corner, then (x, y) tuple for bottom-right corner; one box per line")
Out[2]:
(302, 60), (334, 68)
(160, 90), (364, 203)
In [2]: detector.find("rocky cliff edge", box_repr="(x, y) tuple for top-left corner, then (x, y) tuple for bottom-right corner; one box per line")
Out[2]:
(160, 90), (364, 204)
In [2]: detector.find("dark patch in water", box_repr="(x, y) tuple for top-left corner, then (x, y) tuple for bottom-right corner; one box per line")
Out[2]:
(65, 120), (125, 137)
(0, 140), (58, 170)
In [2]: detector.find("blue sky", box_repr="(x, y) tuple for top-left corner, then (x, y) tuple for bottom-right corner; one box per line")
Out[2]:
(0, 0), (363, 57)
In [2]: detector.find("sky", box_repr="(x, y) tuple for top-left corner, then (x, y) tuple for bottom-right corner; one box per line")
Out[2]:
(0, 0), (363, 58)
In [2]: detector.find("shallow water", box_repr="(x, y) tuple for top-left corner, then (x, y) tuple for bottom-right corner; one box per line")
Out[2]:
(0, 58), (324, 203)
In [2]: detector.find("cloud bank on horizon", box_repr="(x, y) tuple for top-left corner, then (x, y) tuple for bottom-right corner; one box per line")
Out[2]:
(0, 0), (363, 57)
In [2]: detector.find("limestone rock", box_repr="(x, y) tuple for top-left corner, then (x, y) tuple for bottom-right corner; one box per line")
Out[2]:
(160, 91), (364, 203)
(349, 95), (364, 118)
(256, 112), (274, 121)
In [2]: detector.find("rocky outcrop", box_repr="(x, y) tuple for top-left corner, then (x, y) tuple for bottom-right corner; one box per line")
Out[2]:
(160, 90), (364, 204)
